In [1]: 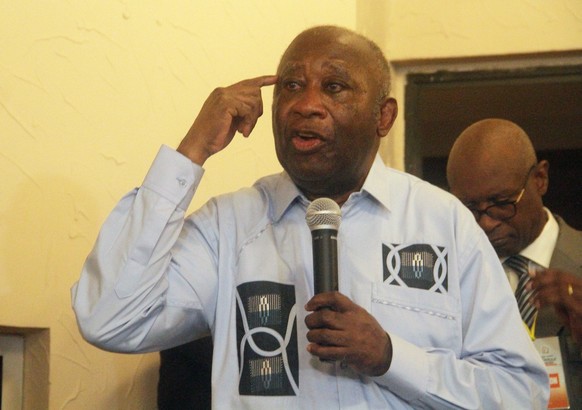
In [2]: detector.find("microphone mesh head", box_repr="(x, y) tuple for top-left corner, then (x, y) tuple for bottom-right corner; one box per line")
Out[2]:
(306, 198), (342, 231)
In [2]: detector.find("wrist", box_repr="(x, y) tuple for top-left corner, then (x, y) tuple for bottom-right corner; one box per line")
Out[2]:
(177, 140), (210, 166)
(370, 332), (393, 377)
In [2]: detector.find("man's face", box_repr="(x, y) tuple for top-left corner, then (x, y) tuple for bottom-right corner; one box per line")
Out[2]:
(272, 32), (388, 201)
(449, 162), (547, 257)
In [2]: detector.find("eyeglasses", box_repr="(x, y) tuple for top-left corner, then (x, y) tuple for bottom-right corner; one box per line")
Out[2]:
(467, 164), (536, 221)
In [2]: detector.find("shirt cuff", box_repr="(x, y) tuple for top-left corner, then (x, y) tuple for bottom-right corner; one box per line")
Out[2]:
(371, 334), (428, 403)
(142, 145), (204, 210)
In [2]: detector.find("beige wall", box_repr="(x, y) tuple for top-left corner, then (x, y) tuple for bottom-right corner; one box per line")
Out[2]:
(1, 1), (581, 408)
(0, 2), (356, 409)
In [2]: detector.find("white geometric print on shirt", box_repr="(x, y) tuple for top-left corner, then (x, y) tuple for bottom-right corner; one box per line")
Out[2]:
(236, 281), (299, 396)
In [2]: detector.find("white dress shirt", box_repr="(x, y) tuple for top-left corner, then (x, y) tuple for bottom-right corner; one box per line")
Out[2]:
(72, 146), (549, 409)
(504, 209), (559, 292)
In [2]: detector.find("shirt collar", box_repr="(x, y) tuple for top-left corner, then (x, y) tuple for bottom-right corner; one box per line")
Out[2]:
(358, 154), (391, 211)
(263, 154), (391, 222)
(519, 208), (559, 268)
(258, 171), (304, 223)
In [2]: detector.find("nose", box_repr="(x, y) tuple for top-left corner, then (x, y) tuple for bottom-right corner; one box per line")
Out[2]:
(291, 85), (326, 118)
(477, 213), (502, 235)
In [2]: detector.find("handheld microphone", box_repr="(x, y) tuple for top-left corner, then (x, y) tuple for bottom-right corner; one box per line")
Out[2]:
(305, 198), (342, 295)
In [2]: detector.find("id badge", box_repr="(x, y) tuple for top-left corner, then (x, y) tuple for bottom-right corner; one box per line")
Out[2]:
(533, 336), (570, 409)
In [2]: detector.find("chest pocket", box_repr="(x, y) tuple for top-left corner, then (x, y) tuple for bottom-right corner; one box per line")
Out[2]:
(371, 283), (459, 350)
(371, 243), (459, 349)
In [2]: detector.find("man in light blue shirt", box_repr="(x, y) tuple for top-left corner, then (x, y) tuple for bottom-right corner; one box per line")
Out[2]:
(72, 26), (549, 408)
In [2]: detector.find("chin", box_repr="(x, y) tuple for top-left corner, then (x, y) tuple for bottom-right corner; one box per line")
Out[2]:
(494, 245), (517, 259)
(287, 161), (335, 182)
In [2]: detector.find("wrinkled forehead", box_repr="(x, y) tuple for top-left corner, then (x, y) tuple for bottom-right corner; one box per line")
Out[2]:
(277, 30), (372, 74)
(277, 58), (357, 80)
(449, 158), (527, 203)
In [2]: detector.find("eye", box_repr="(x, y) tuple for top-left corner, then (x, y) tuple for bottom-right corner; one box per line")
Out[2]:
(491, 199), (513, 207)
(487, 196), (512, 206)
(283, 80), (301, 91)
(325, 82), (345, 93)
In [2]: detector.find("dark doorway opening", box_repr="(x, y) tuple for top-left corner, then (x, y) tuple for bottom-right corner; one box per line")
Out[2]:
(405, 65), (582, 230)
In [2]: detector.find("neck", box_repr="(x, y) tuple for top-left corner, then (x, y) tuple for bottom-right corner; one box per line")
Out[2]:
(304, 191), (352, 207)
(299, 174), (367, 207)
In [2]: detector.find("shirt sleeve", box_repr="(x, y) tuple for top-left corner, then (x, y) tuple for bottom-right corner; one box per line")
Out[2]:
(372, 224), (550, 409)
(71, 145), (211, 353)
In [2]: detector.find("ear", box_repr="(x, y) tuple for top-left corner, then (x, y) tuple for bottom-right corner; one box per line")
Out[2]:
(533, 159), (550, 196)
(376, 98), (398, 137)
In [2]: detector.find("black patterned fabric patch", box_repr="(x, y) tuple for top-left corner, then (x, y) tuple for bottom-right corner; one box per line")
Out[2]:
(382, 243), (448, 293)
(236, 281), (299, 396)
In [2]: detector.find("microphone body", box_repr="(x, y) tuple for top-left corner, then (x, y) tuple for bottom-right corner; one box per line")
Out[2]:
(311, 229), (338, 294)
(306, 198), (342, 295)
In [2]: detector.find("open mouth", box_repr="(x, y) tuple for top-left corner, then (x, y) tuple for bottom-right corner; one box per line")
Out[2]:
(291, 131), (325, 152)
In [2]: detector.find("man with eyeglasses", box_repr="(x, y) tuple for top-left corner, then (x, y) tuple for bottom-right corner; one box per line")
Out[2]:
(447, 118), (581, 408)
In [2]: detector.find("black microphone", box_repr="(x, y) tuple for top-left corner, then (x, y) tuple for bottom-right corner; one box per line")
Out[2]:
(306, 198), (342, 296)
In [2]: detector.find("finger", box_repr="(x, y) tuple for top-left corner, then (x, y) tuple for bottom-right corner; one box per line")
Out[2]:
(238, 99), (264, 137)
(306, 342), (348, 362)
(306, 328), (349, 347)
(305, 291), (354, 312)
(532, 287), (561, 308)
(531, 269), (560, 287)
(238, 74), (278, 89)
(254, 74), (278, 87)
(304, 308), (342, 330)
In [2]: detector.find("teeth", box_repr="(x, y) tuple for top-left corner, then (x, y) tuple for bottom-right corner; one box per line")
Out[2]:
(296, 132), (317, 138)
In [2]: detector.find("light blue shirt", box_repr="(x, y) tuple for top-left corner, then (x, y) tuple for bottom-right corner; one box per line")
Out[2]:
(72, 145), (549, 409)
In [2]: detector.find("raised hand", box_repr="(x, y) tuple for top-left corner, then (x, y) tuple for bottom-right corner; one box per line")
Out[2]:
(177, 75), (278, 165)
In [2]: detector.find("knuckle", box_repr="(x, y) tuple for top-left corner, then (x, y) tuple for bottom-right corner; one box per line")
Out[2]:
(212, 86), (227, 96)
(320, 310), (336, 325)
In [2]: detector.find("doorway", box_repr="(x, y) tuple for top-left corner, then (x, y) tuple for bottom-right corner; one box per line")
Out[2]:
(405, 65), (582, 230)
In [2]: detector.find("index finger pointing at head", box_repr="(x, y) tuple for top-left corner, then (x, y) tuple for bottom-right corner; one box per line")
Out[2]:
(243, 75), (278, 88)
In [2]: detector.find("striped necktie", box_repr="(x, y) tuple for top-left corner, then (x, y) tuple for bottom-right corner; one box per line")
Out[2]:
(503, 255), (539, 339)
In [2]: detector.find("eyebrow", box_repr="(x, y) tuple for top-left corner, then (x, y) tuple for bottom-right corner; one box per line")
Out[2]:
(279, 60), (353, 79)
(463, 191), (518, 208)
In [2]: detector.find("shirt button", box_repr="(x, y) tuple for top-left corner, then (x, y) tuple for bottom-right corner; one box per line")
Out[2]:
(177, 177), (187, 187)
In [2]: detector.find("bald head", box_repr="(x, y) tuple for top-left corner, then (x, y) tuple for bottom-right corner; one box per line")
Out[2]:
(277, 25), (392, 105)
(447, 119), (537, 189)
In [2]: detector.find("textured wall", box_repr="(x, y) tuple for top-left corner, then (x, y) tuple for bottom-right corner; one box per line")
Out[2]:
(384, 0), (582, 60)
(0, 1), (356, 408)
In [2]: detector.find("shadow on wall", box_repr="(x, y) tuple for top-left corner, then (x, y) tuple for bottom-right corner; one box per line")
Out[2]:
(0, 172), (160, 408)
(106, 353), (160, 410)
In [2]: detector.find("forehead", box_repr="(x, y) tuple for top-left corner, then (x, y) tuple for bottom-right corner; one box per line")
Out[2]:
(278, 32), (373, 76)
(451, 161), (524, 203)
(278, 59), (357, 79)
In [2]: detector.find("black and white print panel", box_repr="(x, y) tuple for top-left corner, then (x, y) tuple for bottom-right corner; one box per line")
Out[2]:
(382, 243), (448, 293)
(236, 281), (299, 396)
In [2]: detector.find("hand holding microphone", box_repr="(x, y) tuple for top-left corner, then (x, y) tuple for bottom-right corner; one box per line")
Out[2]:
(304, 198), (393, 375)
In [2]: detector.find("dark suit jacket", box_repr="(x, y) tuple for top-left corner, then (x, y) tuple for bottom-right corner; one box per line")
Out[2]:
(536, 215), (582, 408)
